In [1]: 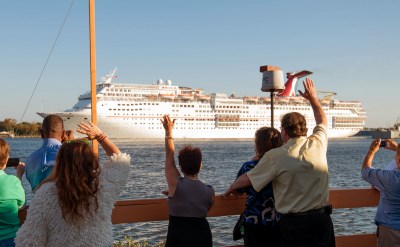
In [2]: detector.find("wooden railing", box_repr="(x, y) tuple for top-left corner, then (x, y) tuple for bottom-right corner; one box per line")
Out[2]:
(19, 188), (380, 247)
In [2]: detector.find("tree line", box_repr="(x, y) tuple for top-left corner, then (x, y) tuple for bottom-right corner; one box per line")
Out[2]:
(0, 118), (41, 136)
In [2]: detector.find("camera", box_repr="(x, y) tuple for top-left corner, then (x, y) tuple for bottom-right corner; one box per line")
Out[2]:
(6, 158), (20, 167)
(379, 141), (387, 148)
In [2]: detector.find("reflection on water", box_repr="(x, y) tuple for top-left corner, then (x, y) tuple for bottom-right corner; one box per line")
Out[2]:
(5, 137), (393, 246)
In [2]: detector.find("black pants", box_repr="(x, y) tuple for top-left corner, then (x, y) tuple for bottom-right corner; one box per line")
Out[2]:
(165, 216), (212, 247)
(279, 213), (335, 247)
(243, 222), (280, 247)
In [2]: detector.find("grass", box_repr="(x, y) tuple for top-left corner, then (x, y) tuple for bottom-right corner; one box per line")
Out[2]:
(113, 236), (165, 247)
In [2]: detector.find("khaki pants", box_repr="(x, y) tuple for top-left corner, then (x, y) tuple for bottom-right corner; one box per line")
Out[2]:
(377, 224), (400, 247)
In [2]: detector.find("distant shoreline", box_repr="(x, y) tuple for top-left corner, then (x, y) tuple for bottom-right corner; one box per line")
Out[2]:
(13, 136), (40, 139)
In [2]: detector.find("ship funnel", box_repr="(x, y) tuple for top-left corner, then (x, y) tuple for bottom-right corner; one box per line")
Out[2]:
(166, 80), (172, 86)
(157, 79), (163, 85)
(259, 65), (285, 92)
(277, 70), (313, 97)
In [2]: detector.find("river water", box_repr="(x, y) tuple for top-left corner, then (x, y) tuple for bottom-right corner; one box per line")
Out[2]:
(5, 137), (395, 246)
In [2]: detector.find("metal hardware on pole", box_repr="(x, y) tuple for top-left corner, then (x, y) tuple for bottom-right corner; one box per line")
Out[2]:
(270, 91), (274, 128)
(259, 65), (284, 129)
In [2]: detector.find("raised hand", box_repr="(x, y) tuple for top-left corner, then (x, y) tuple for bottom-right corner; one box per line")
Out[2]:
(161, 115), (176, 136)
(16, 162), (26, 181)
(61, 130), (74, 143)
(384, 139), (398, 151)
(298, 77), (318, 102)
(76, 121), (103, 140)
(369, 139), (381, 154)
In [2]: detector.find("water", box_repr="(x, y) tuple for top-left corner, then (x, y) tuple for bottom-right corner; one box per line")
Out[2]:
(5, 137), (395, 246)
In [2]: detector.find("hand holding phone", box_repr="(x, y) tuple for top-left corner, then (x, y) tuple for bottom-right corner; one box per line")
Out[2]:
(6, 158), (20, 167)
(379, 141), (387, 148)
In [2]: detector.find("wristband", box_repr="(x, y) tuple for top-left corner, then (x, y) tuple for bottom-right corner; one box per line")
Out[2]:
(97, 133), (107, 143)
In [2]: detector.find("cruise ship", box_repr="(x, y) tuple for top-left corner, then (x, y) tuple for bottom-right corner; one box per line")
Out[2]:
(37, 69), (366, 139)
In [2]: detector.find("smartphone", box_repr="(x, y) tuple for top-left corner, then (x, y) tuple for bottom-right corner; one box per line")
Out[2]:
(6, 158), (20, 167)
(66, 130), (72, 137)
(379, 141), (387, 148)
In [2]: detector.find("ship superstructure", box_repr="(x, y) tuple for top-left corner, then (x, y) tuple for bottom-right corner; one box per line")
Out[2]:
(38, 69), (366, 138)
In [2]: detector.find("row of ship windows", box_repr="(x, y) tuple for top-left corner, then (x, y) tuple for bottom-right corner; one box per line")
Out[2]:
(110, 113), (266, 119)
(108, 108), (355, 117)
(333, 113), (353, 116)
(118, 121), (266, 127)
(334, 121), (365, 123)
(108, 109), (251, 115)
(142, 127), (264, 130)
(105, 89), (165, 94)
(115, 118), (268, 125)
(104, 93), (140, 97)
(106, 89), (133, 92)
(117, 103), (160, 106)
(215, 105), (242, 109)
(172, 104), (195, 108)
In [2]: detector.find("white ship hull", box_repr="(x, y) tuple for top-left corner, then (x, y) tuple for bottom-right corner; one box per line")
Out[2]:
(37, 70), (366, 139)
(38, 102), (364, 139)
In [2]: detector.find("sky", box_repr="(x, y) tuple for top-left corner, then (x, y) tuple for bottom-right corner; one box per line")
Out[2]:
(1, 0), (399, 128)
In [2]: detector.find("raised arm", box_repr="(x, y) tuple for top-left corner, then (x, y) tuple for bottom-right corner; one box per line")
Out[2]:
(362, 139), (380, 170)
(161, 115), (180, 197)
(298, 77), (327, 127)
(76, 121), (120, 156)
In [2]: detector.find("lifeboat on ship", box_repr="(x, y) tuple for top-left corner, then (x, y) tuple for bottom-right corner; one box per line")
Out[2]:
(158, 94), (175, 100)
(145, 94), (158, 100)
(290, 96), (304, 104)
(319, 98), (330, 106)
(259, 97), (271, 103)
(243, 96), (259, 103)
(178, 94), (194, 101)
(275, 96), (289, 103)
(196, 95), (211, 101)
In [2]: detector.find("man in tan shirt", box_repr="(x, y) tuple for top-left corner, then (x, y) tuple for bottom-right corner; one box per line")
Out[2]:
(224, 78), (335, 246)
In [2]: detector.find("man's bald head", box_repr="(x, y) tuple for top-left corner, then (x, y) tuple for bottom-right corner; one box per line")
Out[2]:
(41, 115), (64, 139)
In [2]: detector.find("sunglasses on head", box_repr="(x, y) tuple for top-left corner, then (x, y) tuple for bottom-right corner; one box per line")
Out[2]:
(66, 139), (91, 145)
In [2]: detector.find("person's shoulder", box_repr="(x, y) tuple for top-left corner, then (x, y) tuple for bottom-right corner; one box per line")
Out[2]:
(242, 159), (259, 168)
(361, 166), (373, 174)
(46, 142), (62, 152)
(31, 182), (57, 204)
(311, 124), (327, 137)
(2, 173), (20, 183)
(263, 146), (285, 159)
(35, 181), (56, 194)
(315, 124), (327, 130)
(26, 146), (45, 160)
(108, 152), (131, 164)
(196, 179), (212, 189)
(205, 184), (215, 194)
(307, 124), (328, 144)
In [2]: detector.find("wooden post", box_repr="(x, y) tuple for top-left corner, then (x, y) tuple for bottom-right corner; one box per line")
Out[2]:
(89, 0), (98, 154)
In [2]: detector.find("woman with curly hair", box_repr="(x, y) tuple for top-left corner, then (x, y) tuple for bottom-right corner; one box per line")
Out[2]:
(16, 122), (131, 246)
